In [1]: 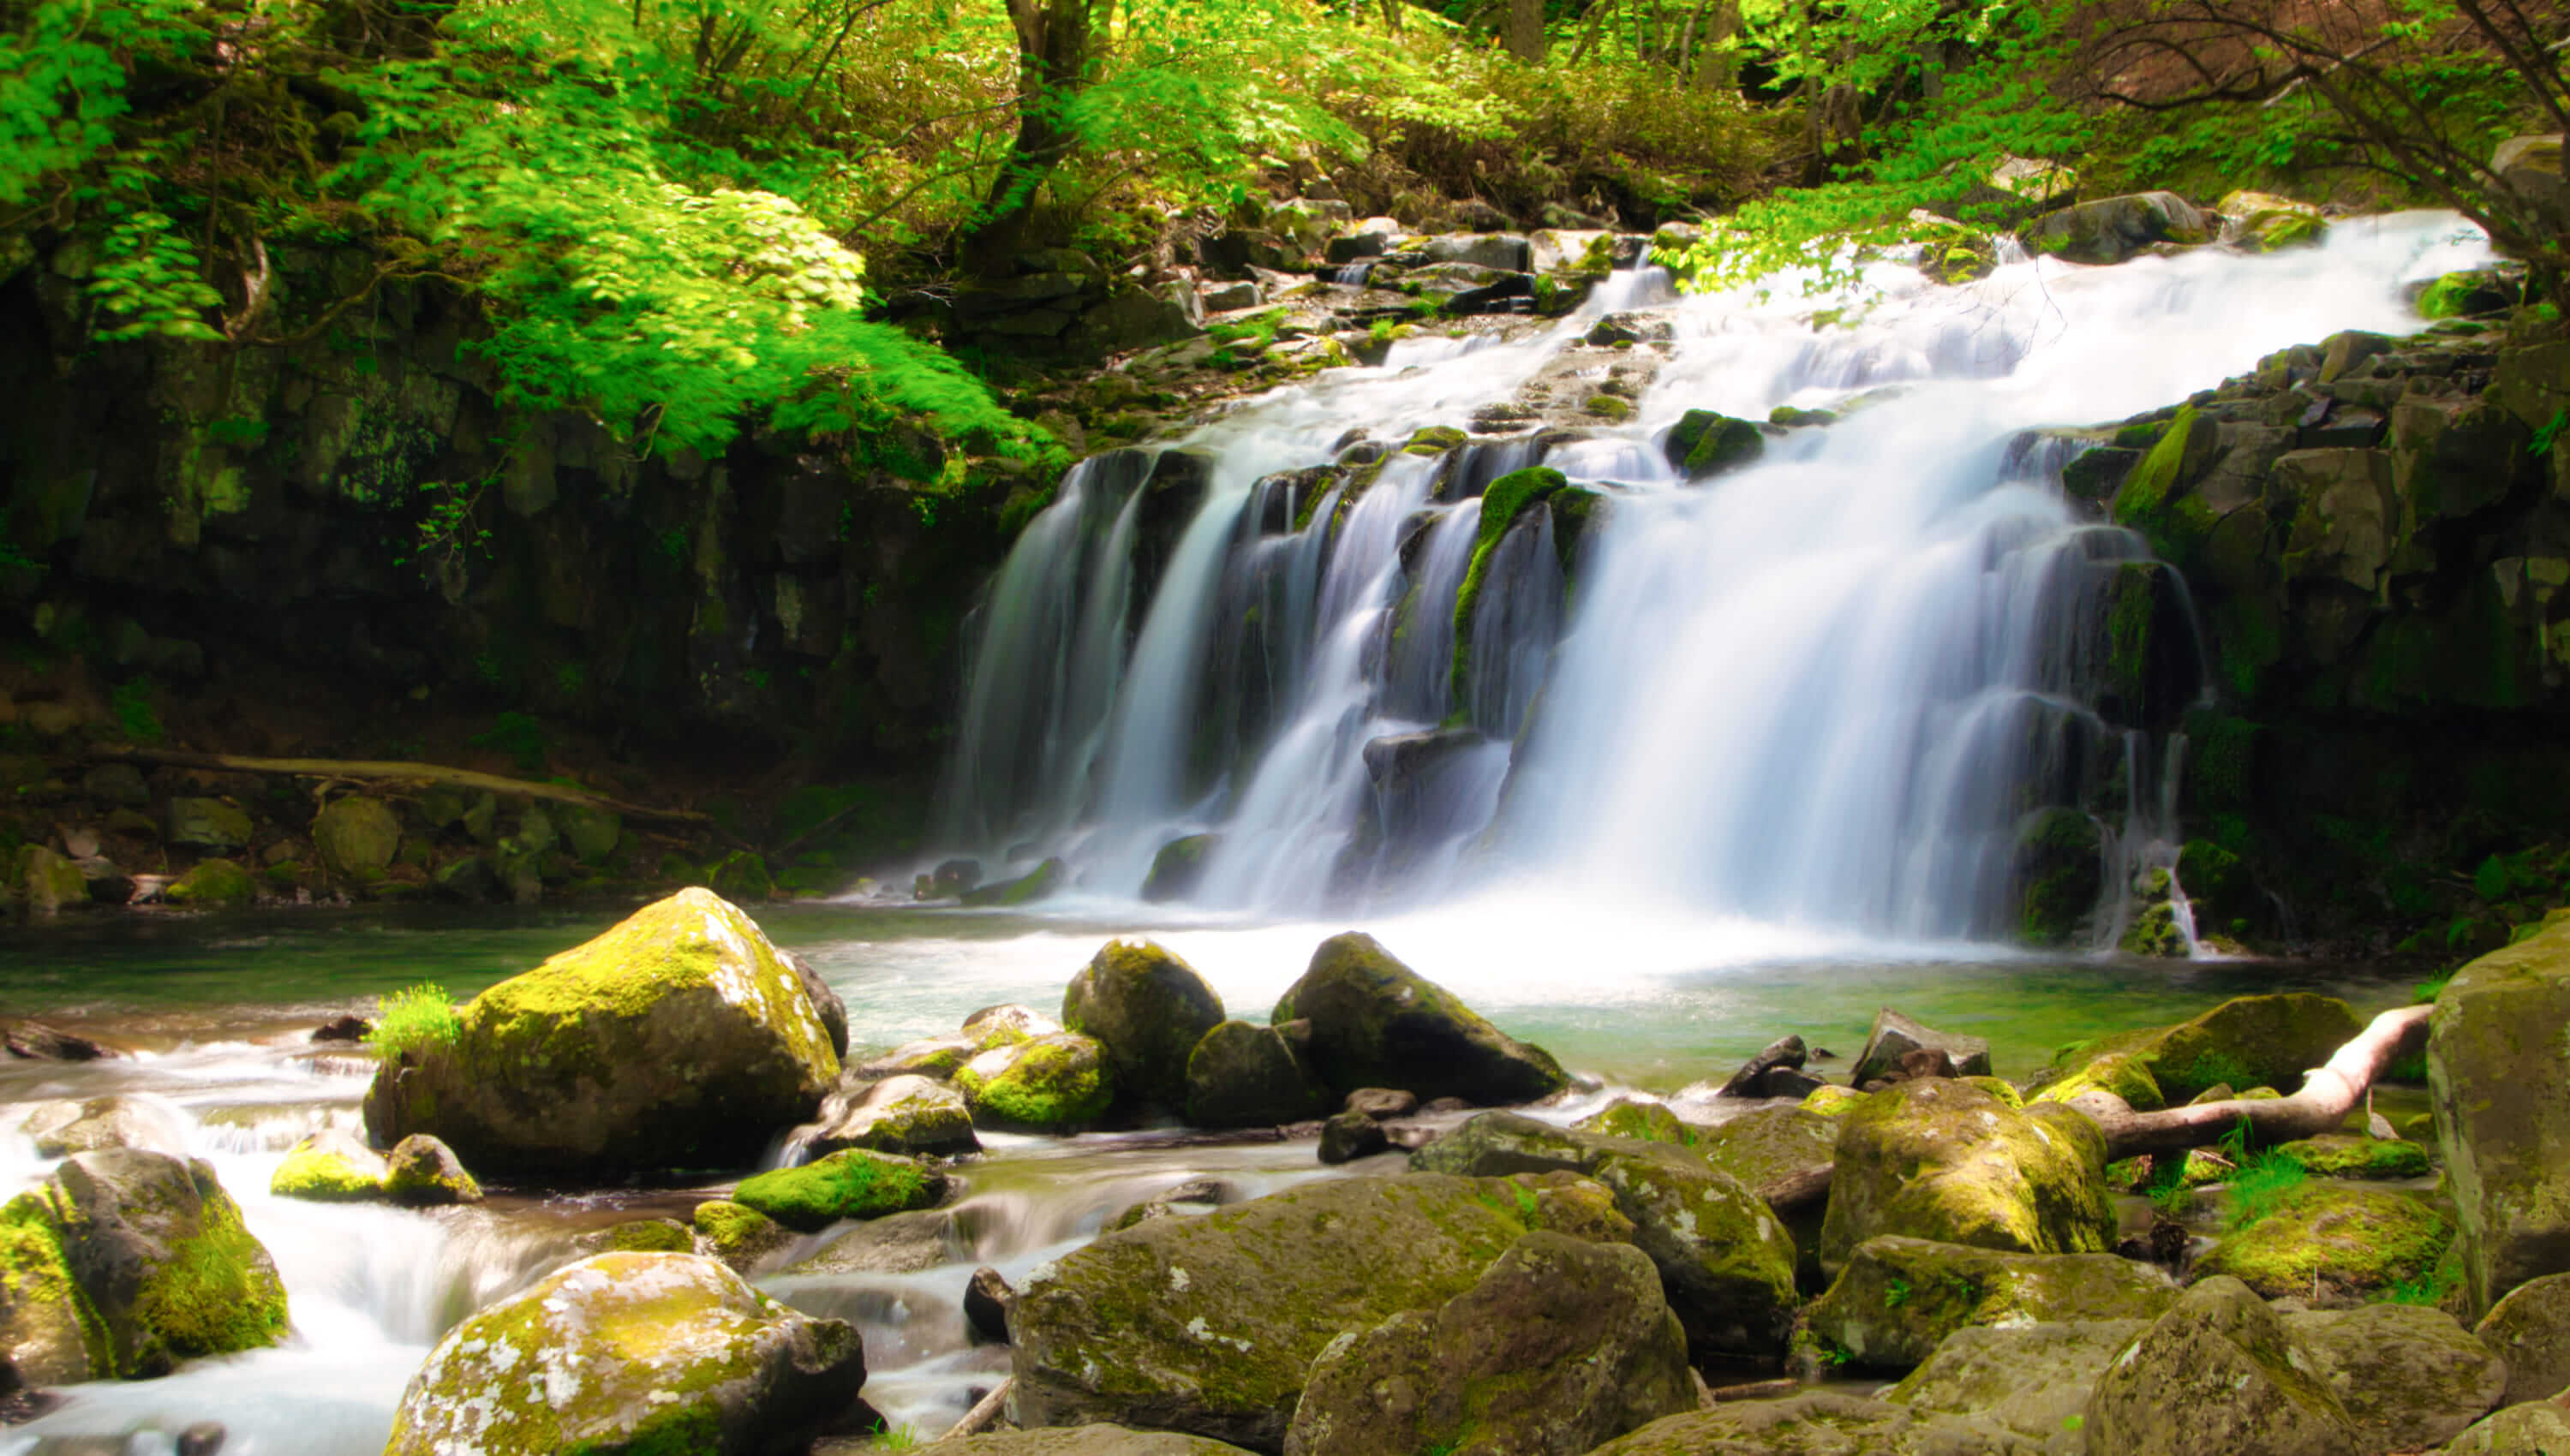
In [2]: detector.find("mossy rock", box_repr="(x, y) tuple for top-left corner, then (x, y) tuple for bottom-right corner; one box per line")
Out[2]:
(1593, 1147), (1800, 1358)
(0, 1193), (110, 1387)
(2473, 1271), (2570, 1408)
(956, 1032), (1114, 1131)
(2281, 1303), (2507, 1453)
(360, 888), (840, 1179)
(1061, 939), (1225, 1108)
(270, 1130), (389, 1202)
(959, 857), (1064, 907)
(164, 797), (252, 850)
(1139, 834), (1219, 904)
(1271, 932), (1566, 1105)
(2034, 1049), (2166, 1112)
(1581, 1391), (1999, 1456)
(1664, 409), (1766, 480)
(2194, 1184), (2453, 1302)
(1888, 1318), (2155, 1449)
(732, 1148), (946, 1233)
(383, 1134), (482, 1205)
(1687, 1105), (1837, 1205)
(164, 856), (255, 907)
(312, 796), (402, 881)
(808, 1073), (979, 1158)
(2012, 808), (2103, 946)
(691, 1200), (792, 1269)
(2083, 1276), (2357, 1456)
(1182, 1020), (1329, 1129)
(707, 850), (774, 902)
(2428, 917), (2570, 1313)
(383, 1252), (865, 1456)
(1575, 1099), (1697, 1148)
(2149, 993), (2363, 1103)
(20, 846), (90, 915)
(41, 1149), (288, 1378)
(2274, 1133), (2431, 1181)
(1800, 1085), (1868, 1117)
(853, 1035), (980, 1081)
(1806, 1235), (2179, 1371)
(963, 1004), (1061, 1051)
(1820, 1079), (2117, 1273)
(590, 1218), (694, 1254)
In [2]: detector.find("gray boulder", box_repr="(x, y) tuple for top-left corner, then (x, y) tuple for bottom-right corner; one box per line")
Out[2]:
(1282, 1232), (1692, 1456)
(1420, 233), (1532, 272)
(2280, 1303), (2505, 1453)
(2083, 1277), (2355, 1456)
(1271, 933), (1566, 1105)
(1061, 939), (1226, 1107)
(43, 1149), (289, 1378)
(1808, 1236), (2179, 1370)
(2445, 1393), (2570, 1454)
(1184, 1020), (1329, 1128)
(808, 1074), (979, 1158)
(2477, 1270), (2570, 1405)
(1890, 1319), (2152, 1456)
(2027, 191), (2212, 265)
(1850, 1008), (1993, 1085)
(2429, 918), (2570, 1311)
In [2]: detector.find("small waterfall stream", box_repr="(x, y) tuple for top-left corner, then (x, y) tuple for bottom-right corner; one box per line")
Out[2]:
(936, 213), (2492, 945)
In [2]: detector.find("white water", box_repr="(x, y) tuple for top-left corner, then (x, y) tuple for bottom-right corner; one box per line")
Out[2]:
(937, 212), (2492, 944)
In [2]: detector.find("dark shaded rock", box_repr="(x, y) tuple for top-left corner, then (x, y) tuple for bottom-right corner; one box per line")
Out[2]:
(1183, 1021), (1330, 1129)
(310, 1016), (371, 1043)
(2083, 1277), (2353, 1456)
(1318, 1109), (1390, 1164)
(3, 1023), (109, 1062)
(1271, 932), (1567, 1106)
(1715, 1035), (1808, 1099)
(1062, 939), (1225, 1108)
(1664, 410), (1766, 480)
(43, 1150), (289, 1378)
(1850, 1009), (1993, 1086)
(1141, 835), (1220, 904)
(965, 1266), (1014, 1346)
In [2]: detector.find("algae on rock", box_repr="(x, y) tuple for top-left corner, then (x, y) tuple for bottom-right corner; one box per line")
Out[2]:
(732, 1149), (947, 1232)
(1819, 1078), (2117, 1272)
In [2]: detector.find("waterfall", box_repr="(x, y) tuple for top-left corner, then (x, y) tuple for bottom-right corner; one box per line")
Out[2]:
(933, 213), (2492, 942)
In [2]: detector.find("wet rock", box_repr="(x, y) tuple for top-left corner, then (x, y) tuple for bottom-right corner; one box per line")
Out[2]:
(269, 1129), (390, 1202)
(1282, 1232), (1692, 1456)
(383, 1253), (866, 1456)
(581, 1217), (695, 1255)
(2013, 808), (2105, 946)
(311, 796), (401, 882)
(1, 1023), (110, 1062)
(362, 888), (840, 1179)
(0, 1194), (109, 1388)
(1663, 410), (1766, 480)
(176, 1421), (224, 1456)
(959, 857), (1064, 907)
(929, 859), (983, 897)
(1271, 932), (1567, 1106)
(2430, 919), (2570, 1310)
(163, 857), (254, 908)
(1141, 834), (1220, 903)
(788, 1208), (971, 1274)
(965, 1266), (1014, 1345)
(916, 1430), (1254, 1456)
(1061, 939), (1226, 1108)
(2193, 1184), (2453, 1304)
(1007, 1173), (1612, 1449)
(962, 1004), (1062, 1051)
(693, 1200), (793, 1270)
(1715, 1035), (1809, 1098)
(1581, 1391), (2002, 1456)
(382, 1134), (482, 1206)
(1183, 1021), (1329, 1129)
(40, 1149), (288, 1378)
(18, 848), (88, 916)
(783, 950), (849, 1060)
(1820, 1078), (2117, 1272)
(1805, 1235), (2179, 1370)
(2282, 1303), (2506, 1452)
(1592, 1147), (1799, 1358)
(1850, 1009), (1993, 1085)
(2028, 192), (2211, 265)
(69, 856), (131, 906)
(2083, 1277), (2355, 1456)
(732, 1149), (947, 1233)
(2476, 1271), (2570, 1405)
(2217, 190), (2326, 252)
(1890, 1318), (2153, 1454)
(310, 1015), (371, 1043)
(164, 797), (251, 850)
(1317, 1109), (1390, 1164)
(956, 1033), (1114, 1132)
(1343, 1088), (1418, 1120)
(808, 1075), (979, 1159)
(1575, 1100), (1695, 1147)
(30, 1096), (188, 1160)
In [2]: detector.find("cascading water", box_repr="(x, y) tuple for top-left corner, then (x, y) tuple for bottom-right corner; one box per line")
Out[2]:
(935, 212), (2493, 945)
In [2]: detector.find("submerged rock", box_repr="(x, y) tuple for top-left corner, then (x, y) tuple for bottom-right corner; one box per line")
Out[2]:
(1820, 1078), (2116, 1272)
(1061, 939), (1225, 1108)
(1282, 1232), (1693, 1456)
(1183, 1020), (1330, 1128)
(959, 858), (1064, 907)
(29, 1096), (188, 1160)
(40, 1149), (288, 1378)
(361, 888), (840, 1179)
(1806, 1235), (2179, 1370)
(1271, 933), (1567, 1106)
(732, 1149), (947, 1233)
(956, 1032), (1114, 1131)
(383, 1253), (866, 1456)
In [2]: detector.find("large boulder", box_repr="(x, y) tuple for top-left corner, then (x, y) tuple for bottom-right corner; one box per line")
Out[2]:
(1850, 1009), (1994, 1085)
(1061, 939), (1225, 1108)
(2476, 1271), (2570, 1405)
(2280, 1303), (2507, 1453)
(1806, 1235), (2179, 1370)
(1582, 1391), (2010, 1456)
(2430, 919), (2570, 1311)
(36, 1149), (288, 1377)
(311, 796), (402, 881)
(2149, 993), (2361, 1103)
(807, 1075), (980, 1158)
(0, 1194), (109, 1388)
(1282, 1232), (1692, 1456)
(1007, 1173), (1616, 1449)
(1183, 1020), (1330, 1128)
(2192, 1184), (2453, 1303)
(2028, 191), (2211, 265)
(384, 1253), (866, 1456)
(731, 1149), (947, 1233)
(1270, 933), (1566, 1106)
(2083, 1277), (2356, 1456)
(1889, 1319), (2153, 1455)
(956, 1032), (1114, 1131)
(2446, 1393), (2570, 1455)
(1688, 1105), (1837, 1208)
(1819, 1078), (2116, 1271)
(362, 888), (840, 1179)
(917, 1431), (1255, 1456)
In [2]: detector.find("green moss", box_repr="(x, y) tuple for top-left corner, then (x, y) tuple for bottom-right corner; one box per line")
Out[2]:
(1801, 1085), (1868, 1117)
(600, 1218), (694, 1253)
(270, 1147), (386, 1202)
(1404, 427), (1468, 456)
(1575, 1100), (1696, 1147)
(1449, 466), (1569, 709)
(1667, 409), (1766, 478)
(691, 1199), (782, 1258)
(126, 1184), (290, 1373)
(1582, 394), (1632, 420)
(2195, 1184), (2453, 1300)
(368, 982), (463, 1061)
(2274, 1134), (2433, 1181)
(957, 1033), (1114, 1128)
(0, 1194), (109, 1381)
(2111, 406), (2219, 564)
(164, 856), (255, 907)
(2034, 1050), (2165, 1111)
(731, 1149), (943, 1232)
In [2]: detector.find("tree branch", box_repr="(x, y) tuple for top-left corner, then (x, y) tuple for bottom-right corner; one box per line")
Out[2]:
(2069, 1005), (2431, 1160)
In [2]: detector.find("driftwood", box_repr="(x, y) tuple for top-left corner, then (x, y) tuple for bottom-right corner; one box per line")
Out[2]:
(2071, 1004), (2433, 1160)
(87, 746), (715, 827)
(947, 1378), (1011, 1439)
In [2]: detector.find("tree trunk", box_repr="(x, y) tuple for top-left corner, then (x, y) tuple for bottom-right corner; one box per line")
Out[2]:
(2072, 1005), (2431, 1159)
(1506, 0), (1545, 63)
(959, 0), (1113, 277)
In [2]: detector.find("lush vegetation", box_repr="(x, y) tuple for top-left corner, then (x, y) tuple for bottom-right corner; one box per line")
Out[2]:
(367, 982), (463, 1059)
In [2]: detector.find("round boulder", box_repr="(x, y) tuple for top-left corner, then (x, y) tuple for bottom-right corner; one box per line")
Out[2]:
(731, 1149), (947, 1233)
(361, 888), (840, 1179)
(312, 797), (402, 881)
(956, 1032), (1113, 1131)
(1270, 933), (1567, 1106)
(42, 1149), (288, 1378)
(271, 1129), (391, 1202)
(383, 1252), (866, 1456)
(2477, 1271), (2570, 1405)
(1819, 1078), (2117, 1272)
(382, 1135), (482, 1206)
(1183, 1021), (1328, 1128)
(1062, 939), (1225, 1108)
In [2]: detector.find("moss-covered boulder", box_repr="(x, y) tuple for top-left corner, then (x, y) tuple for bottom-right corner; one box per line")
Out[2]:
(2149, 993), (2362, 1103)
(694, 1200), (794, 1270)
(384, 1252), (866, 1456)
(29, 1095), (188, 1159)
(2274, 1132), (2431, 1180)
(2084, 1277), (2355, 1456)
(1593, 1148), (1799, 1358)
(2430, 918), (2570, 1313)
(311, 796), (402, 882)
(1820, 1079), (2116, 1272)
(39, 1149), (288, 1378)
(1061, 939), (1225, 1108)
(732, 1149), (946, 1233)
(2280, 1303), (2506, 1453)
(2027, 191), (2211, 265)
(2445, 1395), (2570, 1454)
(1140, 834), (1220, 904)
(270, 1130), (389, 1202)
(1850, 1009), (1994, 1085)
(1575, 1100), (1697, 1148)
(361, 888), (840, 1179)
(1183, 1020), (1329, 1128)
(0, 1193), (109, 1388)
(1664, 410), (1766, 480)
(1801, 1084), (1868, 1116)
(2033, 1048), (2165, 1112)
(810, 1074), (979, 1159)
(1889, 1318), (2153, 1453)
(164, 856), (254, 907)
(1805, 1235), (2179, 1370)
(2193, 1184), (2453, 1303)
(20, 846), (91, 916)
(164, 797), (251, 850)
(957, 1032), (1114, 1131)
(1282, 1232), (1693, 1456)
(1581, 1391), (1999, 1456)
(1271, 933), (1567, 1106)
(1688, 1105), (1837, 1207)
(587, 1217), (696, 1254)
(1007, 1173), (1614, 1448)
(919, 1430), (1255, 1456)
(959, 857), (1063, 907)
(2475, 1271), (2570, 1406)
(383, 1134), (482, 1205)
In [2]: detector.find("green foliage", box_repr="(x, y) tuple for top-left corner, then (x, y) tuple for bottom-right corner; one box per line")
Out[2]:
(2222, 1149), (2310, 1233)
(2535, 408), (2567, 460)
(368, 982), (463, 1060)
(469, 712), (550, 773)
(111, 678), (162, 744)
(0, 0), (199, 205)
(87, 209), (225, 342)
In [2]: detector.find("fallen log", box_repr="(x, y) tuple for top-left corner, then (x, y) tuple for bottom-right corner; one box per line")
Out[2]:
(2071, 1004), (2432, 1160)
(947, 1377), (1011, 1438)
(87, 745), (715, 828)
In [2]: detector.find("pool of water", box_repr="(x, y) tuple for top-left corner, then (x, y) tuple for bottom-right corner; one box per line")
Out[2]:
(0, 898), (2424, 1453)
